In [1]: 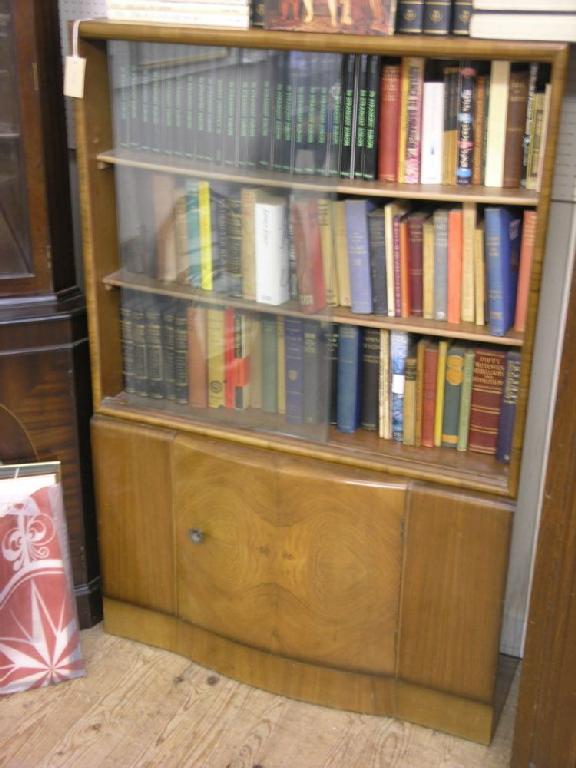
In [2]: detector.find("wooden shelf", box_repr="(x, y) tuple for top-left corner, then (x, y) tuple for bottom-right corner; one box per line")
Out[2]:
(98, 148), (539, 207)
(100, 391), (510, 495)
(104, 268), (524, 347)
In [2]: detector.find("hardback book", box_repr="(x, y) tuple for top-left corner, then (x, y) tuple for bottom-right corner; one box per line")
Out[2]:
(442, 65), (459, 185)
(378, 328), (391, 439)
(174, 305), (189, 404)
(470, 12), (576, 41)
(240, 187), (264, 300)
(514, 209), (537, 333)
(461, 202), (476, 323)
(198, 180), (213, 290)
(468, 348), (506, 455)
(385, 201), (409, 316)
(303, 320), (325, 424)
(473, 0), (575, 8)
(337, 325), (362, 434)
(423, 0), (451, 33)
(378, 62), (401, 182)
(326, 324), (339, 425)
(263, 0), (397, 34)
(363, 56), (382, 180)
(224, 308), (236, 409)
(131, 300), (149, 398)
(346, 199), (376, 314)
(456, 63), (476, 186)
(152, 173), (177, 282)
(261, 314), (279, 413)
(403, 356), (417, 447)
(503, 67), (530, 188)
(415, 338), (425, 447)
(285, 317), (305, 423)
(291, 198), (326, 313)
(447, 207), (463, 324)
(233, 311), (251, 409)
(254, 195), (289, 305)
(406, 212), (428, 318)
(433, 208), (449, 321)
(485, 207), (521, 336)
(400, 58), (425, 184)
(340, 55), (357, 179)
(422, 217), (435, 319)
(399, 216), (411, 317)
(248, 314), (263, 409)
(317, 199), (339, 306)
(162, 302), (176, 401)
(367, 207), (388, 315)
(474, 222), (486, 326)
(207, 307), (225, 409)
(174, 192), (189, 284)
(521, 63), (540, 188)
(420, 81), (444, 185)
(391, 330), (410, 442)
(277, 316), (286, 414)
(452, 0), (472, 33)
(361, 327), (380, 430)
(225, 193), (243, 297)
(496, 349), (521, 463)
(484, 61), (510, 188)
(457, 348), (475, 451)
(397, 0), (425, 33)
(441, 345), (465, 448)
(120, 296), (136, 395)
(145, 302), (165, 400)
(434, 339), (448, 447)
(333, 201), (352, 307)
(421, 341), (438, 448)
(472, 74), (488, 186)
(185, 179), (202, 288)
(354, 55), (370, 180)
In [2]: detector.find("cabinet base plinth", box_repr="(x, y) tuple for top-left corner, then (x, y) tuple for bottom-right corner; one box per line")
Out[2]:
(103, 598), (506, 744)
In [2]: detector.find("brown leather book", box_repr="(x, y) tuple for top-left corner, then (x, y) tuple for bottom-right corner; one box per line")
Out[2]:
(421, 342), (438, 448)
(468, 348), (506, 455)
(187, 304), (208, 408)
(503, 68), (530, 189)
(291, 199), (326, 313)
(471, 74), (487, 186)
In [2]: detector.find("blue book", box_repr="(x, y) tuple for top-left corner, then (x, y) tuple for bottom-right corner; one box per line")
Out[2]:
(390, 330), (410, 442)
(485, 207), (521, 337)
(336, 325), (362, 433)
(497, 350), (521, 463)
(345, 199), (376, 314)
(285, 317), (305, 424)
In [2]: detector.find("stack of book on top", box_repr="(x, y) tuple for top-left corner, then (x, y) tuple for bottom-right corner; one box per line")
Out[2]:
(470, 0), (576, 41)
(106, 0), (251, 29)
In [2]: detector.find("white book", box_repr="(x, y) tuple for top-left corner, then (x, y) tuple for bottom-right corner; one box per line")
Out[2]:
(255, 198), (289, 306)
(473, 0), (575, 9)
(470, 12), (576, 41)
(484, 60), (510, 188)
(420, 82), (445, 185)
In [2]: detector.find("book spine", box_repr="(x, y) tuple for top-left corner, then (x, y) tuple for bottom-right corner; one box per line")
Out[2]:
(469, 348), (506, 455)
(392, 213), (403, 318)
(420, 82), (444, 185)
(240, 188), (256, 300)
(447, 208), (463, 324)
(400, 218), (411, 317)
(304, 53), (320, 175)
(327, 56), (343, 177)
(258, 53), (274, 169)
(415, 339), (425, 447)
(198, 180), (212, 290)
(317, 199), (338, 306)
(503, 68), (530, 189)
(354, 54), (369, 180)
(433, 339), (448, 447)
(196, 65), (208, 162)
(226, 193), (243, 297)
(422, 218), (435, 320)
(363, 56), (381, 181)
(345, 200), (374, 314)
(207, 307), (225, 409)
(145, 304), (165, 400)
(441, 345), (465, 447)
(210, 188), (226, 294)
(457, 347), (475, 451)
(261, 314), (278, 413)
(407, 215), (424, 317)
(224, 50), (240, 167)
(514, 209), (537, 333)
(131, 302), (149, 397)
(333, 201), (351, 307)
(403, 58), (425, 184)
(397, 0), (425, 32)
(340, 55), (356, 179)
(140, 44), (152, 152)
(291, 199), (326, 313)
(521, 63), (539, 188)
(423, 0), (451, 33)
(442, 67), (458, 185)
(281, 53), (295, 172)
(213, 66), (226, 165)
(314, 56), (330, 176)
(174, 305), (189, 404)
(162, 302), (176, 401)
(187, 305), (208, 408)
(292, 52), (309, 174)
(496, 349), (521, 463)
(485, 207), (520, 336)
(224, 307), (236, 409)
(152, 174), (177, 282)
(485, 61), (510, 188)
(113, 42), (131, 149)
(461, 202), (476, 323)
(184, 55), (197, 160)
(474, 224), (485, 326)
(271, 52), (286, 172)
(120, 298), (136, 394)
(471, 75), (487, 187)
(526, 91), (545, 191)
(255, 200), (289, 305)
(129, 54), (140, 150)
(361, 327), (380, 431)
(368, 209), (388, 316)
(277, 316), (286, 415)
(451, 0), (472, 34)
(163, 62), (175, 155)
(337, 324), (362, 434)
(285, 317), (305, 424)
(150, 44), (162, 152)
(421, 343), (438, 448)
(233, 311), (250, 410)
(403, 356), (417, 446)
(433, 208), (448, 321)
(174, 191), (190, 284)
(378, 64), (401, 183)
(391, 330), (409, 442)
(326, 325), (339, 425)
(249, 315), (262, 409)
(456, 64), (476, 186)
(378, 329), (391, 439)
(303, 321), (323, 424)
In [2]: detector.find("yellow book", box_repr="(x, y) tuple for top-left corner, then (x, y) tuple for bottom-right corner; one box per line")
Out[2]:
(422, 218), (435, 320)
(333, 201), (351, 307)
(206, 307), (225, 409)
(317, 199), (338, 306)
(378, 329), (390, 439)
(461, 202), (476, 323)
(403, 356), (417, 447)
(277, 316), (286, 415)
(397, 60), (410, 183)
(474, 223), (485, 327)
(434, 340), (448, 447)
(198, 180), (212, 291)
(415, 338), (426, 448)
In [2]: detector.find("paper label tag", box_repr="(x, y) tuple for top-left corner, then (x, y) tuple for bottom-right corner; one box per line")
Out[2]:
(392, 374), (405, 396)
(64, 55), (86, 99)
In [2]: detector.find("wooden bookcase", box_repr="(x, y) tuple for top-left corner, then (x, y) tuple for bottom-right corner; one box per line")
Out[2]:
(75, 20), (569, 743)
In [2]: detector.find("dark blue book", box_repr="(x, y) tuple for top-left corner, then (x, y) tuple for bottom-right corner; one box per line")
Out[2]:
(285, 317), (305, 423)
(391, 330), (410, 442)
(485, 207), (521, 337)
(337, 325), (362, 434)
(497, 350), (521, 463)
(345, 199), (376, 314)
(367, 208), (388, 315)
(303, 320), (325, 424)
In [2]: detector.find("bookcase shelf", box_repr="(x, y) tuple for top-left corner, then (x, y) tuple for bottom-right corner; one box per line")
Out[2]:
(104, 268), (524, 347)
(98, 148), (540, 207)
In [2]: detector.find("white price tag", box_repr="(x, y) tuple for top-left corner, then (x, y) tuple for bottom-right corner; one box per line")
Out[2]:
(63, 19), (86, 99)
(392, 374), (405, 396)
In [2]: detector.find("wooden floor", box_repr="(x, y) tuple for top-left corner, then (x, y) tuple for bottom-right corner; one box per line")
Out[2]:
(1, 624), (518, 767)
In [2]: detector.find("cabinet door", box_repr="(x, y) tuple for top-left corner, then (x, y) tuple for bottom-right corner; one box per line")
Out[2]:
(174, 435), (406, 675)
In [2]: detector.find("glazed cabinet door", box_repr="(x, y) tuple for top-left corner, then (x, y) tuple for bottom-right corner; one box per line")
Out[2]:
(174, 435), (407, 675)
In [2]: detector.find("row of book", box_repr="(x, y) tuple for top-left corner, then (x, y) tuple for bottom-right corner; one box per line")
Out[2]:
(121, 173), (534, 337)
(119, 292), (519, 462)
(110, 43), (550, 190)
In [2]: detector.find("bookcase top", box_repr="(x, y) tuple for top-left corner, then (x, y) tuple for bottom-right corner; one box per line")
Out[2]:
(78, 20), (568, 63)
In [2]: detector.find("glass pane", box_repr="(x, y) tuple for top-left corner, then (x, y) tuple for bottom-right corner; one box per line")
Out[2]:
(0, 6), (31, 277)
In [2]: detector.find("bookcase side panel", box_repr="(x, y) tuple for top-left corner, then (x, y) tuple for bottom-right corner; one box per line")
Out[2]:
(92, 415), (176, 614)
(398, 484), (513, 703)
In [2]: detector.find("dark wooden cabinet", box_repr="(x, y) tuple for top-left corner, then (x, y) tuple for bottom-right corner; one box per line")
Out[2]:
(0, 0), (101, 627)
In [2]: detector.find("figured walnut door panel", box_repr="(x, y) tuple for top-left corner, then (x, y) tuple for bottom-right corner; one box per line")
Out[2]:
(174, 435), (407, 675)
(92, 417), (176, 614)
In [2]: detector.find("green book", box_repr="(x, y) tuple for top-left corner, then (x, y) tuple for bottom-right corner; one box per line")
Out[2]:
(261, 315), (278, 413)
(457, 348), (475, 452)
(441, 345), (465, 449)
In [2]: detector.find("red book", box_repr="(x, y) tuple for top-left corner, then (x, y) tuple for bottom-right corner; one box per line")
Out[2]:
(291, 199), (326, 313)
(514, 210), (537, 333)
(468, 348), (507, 455)
(421, 342), (438, 448)
(400, 218), (411, 317)
(447, 208), (463, 324)
(224, 307), (235, 408)
(187, 304), (208, 408)
(378, 64), (401, 183)
(392, 211), (404, 317)
(407, 212), (427, 318)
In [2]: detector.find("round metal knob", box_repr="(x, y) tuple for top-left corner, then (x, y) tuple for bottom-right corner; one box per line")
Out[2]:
(188, 528), (205, 545)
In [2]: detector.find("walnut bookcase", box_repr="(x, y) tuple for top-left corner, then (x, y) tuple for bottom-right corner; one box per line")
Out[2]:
(75, 20), (569, 743)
